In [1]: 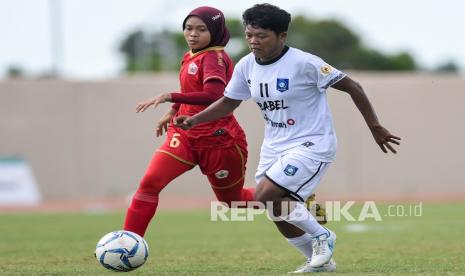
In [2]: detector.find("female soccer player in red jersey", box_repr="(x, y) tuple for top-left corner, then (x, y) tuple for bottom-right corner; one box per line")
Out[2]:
(123, 6), (255, 237)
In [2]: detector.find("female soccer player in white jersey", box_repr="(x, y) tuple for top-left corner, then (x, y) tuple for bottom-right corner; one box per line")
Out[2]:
(175, 3), (401, 273)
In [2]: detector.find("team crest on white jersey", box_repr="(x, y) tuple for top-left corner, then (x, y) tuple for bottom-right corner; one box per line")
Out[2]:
(188, 62), (198, 75)
(215, 170), (229, 179)
(276, 78), (289, 92)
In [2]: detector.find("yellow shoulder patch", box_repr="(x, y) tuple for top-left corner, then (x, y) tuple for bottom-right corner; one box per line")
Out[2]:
(320, 64), (333, 75)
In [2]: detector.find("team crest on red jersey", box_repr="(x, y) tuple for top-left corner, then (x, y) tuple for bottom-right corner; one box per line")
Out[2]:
(188, 62), (198, 75)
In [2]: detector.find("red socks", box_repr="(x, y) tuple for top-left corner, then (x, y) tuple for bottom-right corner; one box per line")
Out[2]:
(124, 193), (159, 237)
(123, 152), (192, 236)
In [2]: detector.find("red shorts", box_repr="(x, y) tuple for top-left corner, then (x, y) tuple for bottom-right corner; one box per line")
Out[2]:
(157, 128), (248, 189)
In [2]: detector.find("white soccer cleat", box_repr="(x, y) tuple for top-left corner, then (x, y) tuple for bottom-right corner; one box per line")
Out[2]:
(309, 230), (336, 268)
(288, 258), (336, 273)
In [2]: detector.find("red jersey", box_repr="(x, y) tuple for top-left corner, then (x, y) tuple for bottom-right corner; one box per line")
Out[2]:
(172, 47), (246, 149)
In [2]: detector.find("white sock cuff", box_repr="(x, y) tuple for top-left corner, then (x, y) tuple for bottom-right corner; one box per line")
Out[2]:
(286, 233), (313, 247)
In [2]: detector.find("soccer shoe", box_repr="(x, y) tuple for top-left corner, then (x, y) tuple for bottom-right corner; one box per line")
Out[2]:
(305, 194), (327, 225)
(309, 229), (336, 268)
(288, 258), (336, 273)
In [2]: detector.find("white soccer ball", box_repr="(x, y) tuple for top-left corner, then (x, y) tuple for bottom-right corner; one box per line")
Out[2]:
(95, 230), (149, 272)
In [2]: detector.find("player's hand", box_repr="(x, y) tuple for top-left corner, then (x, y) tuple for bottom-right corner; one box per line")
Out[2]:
(174, 115), (196, 130)
(370, 124), (401, 154)
(136, 93), (172, 113)
(156, 110), (175, 137)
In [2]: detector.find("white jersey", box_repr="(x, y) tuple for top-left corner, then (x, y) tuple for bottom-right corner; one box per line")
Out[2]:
(224, 46), (346, 162)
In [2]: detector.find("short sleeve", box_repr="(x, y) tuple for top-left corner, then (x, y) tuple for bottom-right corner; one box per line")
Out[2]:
(202, 51), (228, 85)
(306, 56), (346, 93)
(224, 58), (251, 100)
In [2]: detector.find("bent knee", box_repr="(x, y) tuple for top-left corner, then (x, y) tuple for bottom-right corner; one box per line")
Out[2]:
(138, 173), (169, 194)
(255, 178), (284, 203)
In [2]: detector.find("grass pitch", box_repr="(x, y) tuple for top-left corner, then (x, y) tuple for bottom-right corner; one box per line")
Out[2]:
(1, 203), (464, 275)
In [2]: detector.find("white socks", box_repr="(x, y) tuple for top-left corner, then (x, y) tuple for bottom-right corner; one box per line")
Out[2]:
(283, 202), (327, 237)
(286, 233), (313, 259)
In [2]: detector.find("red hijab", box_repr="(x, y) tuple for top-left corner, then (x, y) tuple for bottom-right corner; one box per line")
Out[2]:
(182, 6), (230, 47)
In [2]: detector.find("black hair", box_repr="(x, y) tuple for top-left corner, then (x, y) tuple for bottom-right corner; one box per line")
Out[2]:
(242, 3), (291, 34)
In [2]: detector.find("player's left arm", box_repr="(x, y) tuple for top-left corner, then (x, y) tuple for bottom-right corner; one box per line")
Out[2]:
(331, 76), (401, 154)
(174, 96), (242, 130)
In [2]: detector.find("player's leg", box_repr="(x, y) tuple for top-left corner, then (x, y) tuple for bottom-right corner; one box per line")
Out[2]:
(253, 150), (332, 272)
(255, 147), (335, 269)
(124, 131), (196, 237)
(256, 178), (336, 271)
(124, 152), (193, 236)
(201, 144), (255, 206)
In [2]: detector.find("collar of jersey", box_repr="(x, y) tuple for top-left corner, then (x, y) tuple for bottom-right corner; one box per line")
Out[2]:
(189, 46), (224, 58)
(255, 45), (290, 65)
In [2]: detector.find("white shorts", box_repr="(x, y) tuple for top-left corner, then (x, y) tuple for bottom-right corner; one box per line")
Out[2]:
(255, 145), (330, 202)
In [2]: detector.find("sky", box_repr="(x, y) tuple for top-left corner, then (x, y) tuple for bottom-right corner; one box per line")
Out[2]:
(1, 0), (464, 79)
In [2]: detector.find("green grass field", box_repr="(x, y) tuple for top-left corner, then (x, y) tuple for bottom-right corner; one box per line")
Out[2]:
(1, 203), (464, 275)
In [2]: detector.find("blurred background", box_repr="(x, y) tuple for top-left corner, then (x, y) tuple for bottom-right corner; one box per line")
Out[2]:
(1, 0), (464, 211)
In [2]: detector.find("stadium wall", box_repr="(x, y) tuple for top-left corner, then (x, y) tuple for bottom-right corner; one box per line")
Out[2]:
(1, 73), (464, 202)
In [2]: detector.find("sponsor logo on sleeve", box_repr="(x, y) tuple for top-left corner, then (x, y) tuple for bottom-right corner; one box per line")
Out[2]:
(320, 64), (333, 76)
(217, 52), (224, 66)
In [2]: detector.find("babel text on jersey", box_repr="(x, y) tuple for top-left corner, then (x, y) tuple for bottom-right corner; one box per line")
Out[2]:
(256, 99), (289, 111)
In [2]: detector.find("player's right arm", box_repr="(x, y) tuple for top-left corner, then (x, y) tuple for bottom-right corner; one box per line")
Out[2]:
(174, 96), (242, 130)
(156, 107), (177, 137)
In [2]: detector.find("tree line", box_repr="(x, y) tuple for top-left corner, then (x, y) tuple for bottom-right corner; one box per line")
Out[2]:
(119, 16), (459, 74)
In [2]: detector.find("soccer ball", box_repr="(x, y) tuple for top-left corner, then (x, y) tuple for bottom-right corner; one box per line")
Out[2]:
(95, 230), (149, 272)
